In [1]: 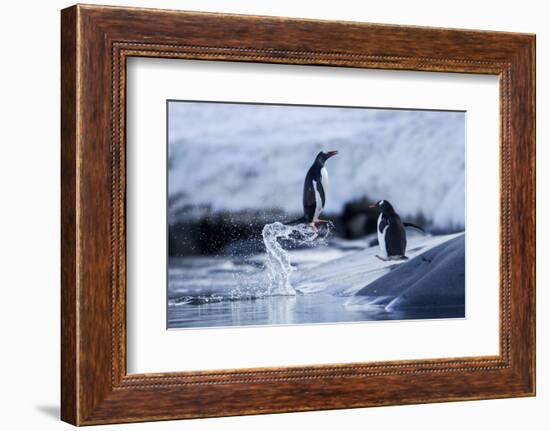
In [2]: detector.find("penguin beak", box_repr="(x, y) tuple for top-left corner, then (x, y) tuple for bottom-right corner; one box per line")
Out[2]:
(368, 204), (378, 208)
(326, 150), (338, 158)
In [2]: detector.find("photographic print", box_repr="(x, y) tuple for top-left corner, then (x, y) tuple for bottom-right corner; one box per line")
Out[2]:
(167, 101), (465, 329)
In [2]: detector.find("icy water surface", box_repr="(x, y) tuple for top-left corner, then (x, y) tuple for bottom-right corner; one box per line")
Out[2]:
(167, 229), (464, 330)
(168, 292), (464, 329)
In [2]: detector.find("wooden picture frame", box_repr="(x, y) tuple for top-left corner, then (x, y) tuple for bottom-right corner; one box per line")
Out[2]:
(61, 4), (535, 425)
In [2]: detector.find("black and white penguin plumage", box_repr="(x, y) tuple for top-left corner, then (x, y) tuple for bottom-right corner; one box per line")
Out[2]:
(289, 150), (338, 229)
(369, 200), (408, 261)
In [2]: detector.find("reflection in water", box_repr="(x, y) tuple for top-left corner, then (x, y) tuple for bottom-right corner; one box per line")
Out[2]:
(168, 294), (463, 329)
(267, 295), (297, 325)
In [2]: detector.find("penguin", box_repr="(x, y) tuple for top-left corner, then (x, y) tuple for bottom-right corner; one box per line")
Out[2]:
(289, 150), (338, 230)
(369, 200), (409, 261)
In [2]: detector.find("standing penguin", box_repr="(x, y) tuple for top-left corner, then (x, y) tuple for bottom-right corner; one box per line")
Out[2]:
(289, 150), (338, 230)
(369, 200), (408, 261)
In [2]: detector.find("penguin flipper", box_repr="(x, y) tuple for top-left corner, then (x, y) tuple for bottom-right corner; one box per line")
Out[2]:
(316, 180), (326, 208)
(302, 179), (318, 223)
(378, 216), (388, 234)
(403, 222), (425, 233)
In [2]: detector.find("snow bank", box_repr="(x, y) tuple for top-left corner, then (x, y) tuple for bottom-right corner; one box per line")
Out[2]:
(293, 233), (461, 297)
(349, 234), (465, 311)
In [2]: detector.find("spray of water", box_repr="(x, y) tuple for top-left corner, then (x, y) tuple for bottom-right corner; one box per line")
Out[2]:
(262, 222), (332, 295)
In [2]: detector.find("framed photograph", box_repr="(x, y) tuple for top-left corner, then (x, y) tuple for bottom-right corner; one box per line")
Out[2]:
(164, 100), (466, 330)
(61, 4), (535, 425)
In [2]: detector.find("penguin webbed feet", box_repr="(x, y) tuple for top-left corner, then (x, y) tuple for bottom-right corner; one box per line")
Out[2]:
(309, 219), (334, 233)
(315, 219), (335, 228)
(376, 255), (408, 262)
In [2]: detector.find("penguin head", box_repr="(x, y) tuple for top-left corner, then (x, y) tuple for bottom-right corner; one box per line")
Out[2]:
(315, 150), (338, 165)
(369, 199), (396, 214)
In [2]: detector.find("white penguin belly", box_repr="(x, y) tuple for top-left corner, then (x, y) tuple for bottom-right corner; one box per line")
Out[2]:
(312, 180), (323, 222)
(320, 167), (329, 193)
(377, 214), (388, 257)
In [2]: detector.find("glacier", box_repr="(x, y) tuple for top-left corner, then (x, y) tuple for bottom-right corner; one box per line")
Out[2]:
(168, 102), (465, 231)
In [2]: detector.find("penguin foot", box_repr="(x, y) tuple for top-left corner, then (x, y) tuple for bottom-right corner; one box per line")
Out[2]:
(388, 255), (408, 261)
(314, 219), (335, 230)
(309, 223), (318, 232)
(376, 255), (408, 262)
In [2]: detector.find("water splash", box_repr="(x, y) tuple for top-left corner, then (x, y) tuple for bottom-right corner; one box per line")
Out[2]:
(262, 222), (332, 295)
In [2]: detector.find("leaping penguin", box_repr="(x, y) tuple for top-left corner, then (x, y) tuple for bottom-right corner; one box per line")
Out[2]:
(369, 199), (424, 261)
(289, 150), (338, 230)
